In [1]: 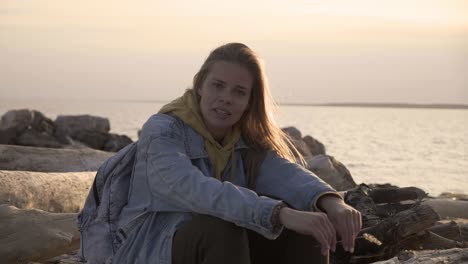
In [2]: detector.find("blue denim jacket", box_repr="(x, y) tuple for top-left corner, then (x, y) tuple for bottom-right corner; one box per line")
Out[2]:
(112, 114), (337, 264)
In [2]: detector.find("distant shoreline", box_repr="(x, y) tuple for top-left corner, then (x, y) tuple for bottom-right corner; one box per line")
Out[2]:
(2, 99), (467, 110)
(279, 102), (468, 110)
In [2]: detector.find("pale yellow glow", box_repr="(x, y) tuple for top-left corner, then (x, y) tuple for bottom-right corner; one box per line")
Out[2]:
(1, 0), (467, 103)
(1, 0), (467, 52)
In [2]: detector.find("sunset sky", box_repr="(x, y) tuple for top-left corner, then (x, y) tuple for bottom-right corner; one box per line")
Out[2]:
(1, 0), (467, 104)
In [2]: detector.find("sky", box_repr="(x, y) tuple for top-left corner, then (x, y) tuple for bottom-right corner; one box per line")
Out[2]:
(1, 0), (467, 104)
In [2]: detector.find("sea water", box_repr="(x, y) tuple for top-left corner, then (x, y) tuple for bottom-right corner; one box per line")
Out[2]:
(1, 100), (466, 196)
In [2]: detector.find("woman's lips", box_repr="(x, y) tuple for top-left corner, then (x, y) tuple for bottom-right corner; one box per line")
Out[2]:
(213, 108), (231, 119)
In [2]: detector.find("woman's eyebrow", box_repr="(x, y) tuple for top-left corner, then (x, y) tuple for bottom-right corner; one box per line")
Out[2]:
(212, 79), (226, 84)
(236, 85), (248, 90)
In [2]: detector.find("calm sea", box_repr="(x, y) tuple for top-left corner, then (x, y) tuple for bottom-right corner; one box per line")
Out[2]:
(1, 100), (467, 196)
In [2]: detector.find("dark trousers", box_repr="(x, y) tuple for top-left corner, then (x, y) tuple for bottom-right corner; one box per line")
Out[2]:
(172, 214), (329, 264)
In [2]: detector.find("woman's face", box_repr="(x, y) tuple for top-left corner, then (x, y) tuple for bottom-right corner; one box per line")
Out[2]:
(197, 61), (253, 141)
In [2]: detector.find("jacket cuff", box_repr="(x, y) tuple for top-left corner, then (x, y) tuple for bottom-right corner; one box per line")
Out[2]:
(256, 198), (285, 238)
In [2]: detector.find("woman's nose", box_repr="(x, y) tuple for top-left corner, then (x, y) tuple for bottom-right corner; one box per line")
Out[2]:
(218, 91), (232, 104)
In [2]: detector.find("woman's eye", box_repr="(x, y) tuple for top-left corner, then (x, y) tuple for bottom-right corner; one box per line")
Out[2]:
(236, 89), (246, 96)
(212, 82), (223, 89)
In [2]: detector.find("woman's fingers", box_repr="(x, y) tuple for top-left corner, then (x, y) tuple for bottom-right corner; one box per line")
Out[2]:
(279, 208), (336, 256)
(323, 215), (336, 251)
(325, 203), (362, 253)
(314, 228), (330, 256)
(354, 210), (362, 235)
(345, 213), (353, 252)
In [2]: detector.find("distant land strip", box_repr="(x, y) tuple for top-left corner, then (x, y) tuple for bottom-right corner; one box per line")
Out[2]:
(279, 102), (468, 110)
(109, 99), (468, 110)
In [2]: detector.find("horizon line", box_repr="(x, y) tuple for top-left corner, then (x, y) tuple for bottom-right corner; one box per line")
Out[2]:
(2, 98), (467, 110)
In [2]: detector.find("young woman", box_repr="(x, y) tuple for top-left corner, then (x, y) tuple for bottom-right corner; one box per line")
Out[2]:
(113, 43), (361, 264)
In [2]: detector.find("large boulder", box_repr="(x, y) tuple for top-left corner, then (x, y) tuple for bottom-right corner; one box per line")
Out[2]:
(70, 130), (110, 150)
(54, 115), (110, 143)
(302, 135), (326, 155)
(104, 133), (133, 152)
(0, 127), (17, 144)
(0, 144), (113, 172)
(0, 205), (79, 263)
(0, 109), (55, 134)
(0, 109), (56, 146)
(0, 170), (95, 213)
(306, 154), (357, 191)
(282, 126), (312, 157)
(16, 128), (63, 148)
(423, 199), (468, 219)
(0, 109), (33, 133)
(282, 126), (302, 140)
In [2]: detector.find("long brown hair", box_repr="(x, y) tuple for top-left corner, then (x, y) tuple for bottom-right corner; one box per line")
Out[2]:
(192, 43), (305, 185)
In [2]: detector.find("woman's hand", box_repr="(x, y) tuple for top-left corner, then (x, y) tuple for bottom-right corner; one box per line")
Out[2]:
(317, 195), (362, 253)
(279, 207), (336, 256)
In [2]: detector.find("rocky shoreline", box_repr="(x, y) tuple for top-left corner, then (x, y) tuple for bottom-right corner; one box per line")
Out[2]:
(0, 109), (466, 264)
(0, 109), (132, 152)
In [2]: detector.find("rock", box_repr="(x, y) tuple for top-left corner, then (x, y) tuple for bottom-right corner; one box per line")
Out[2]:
(54, 115), (110, 143)
(282, 126), (302, 140)
(306, 154), (357, 191)
(0, 109), (55, 134)
(40, 250), (82, 264)
(104, 133), (133, 152)
(29, 110), (55, 135)
(0, 144), (113, 172)
(16, 128), (63, 148)
(290, 138), (312, 157)
(437, 192), (468, 201)
(0, 109), (33, 133)
(71, 130), (109, 150)
(0, 170), (95, 213)
(282, 126), (312, 157)
(0, 110), (56, 147)
(0, 204), (79, 263)
(0, 127), (17, 144)
(302, 135), (326, 155)
(423, 199), (468, 219)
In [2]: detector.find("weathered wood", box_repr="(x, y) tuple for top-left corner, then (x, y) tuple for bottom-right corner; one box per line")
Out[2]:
(0, 205), (79, 263)
(375, 203), (414, 217)
(344, 184), (380, 227)
(368, 187), (427, 204)
(350, 204), (440, 261)
(0, 170), (94, 213)
(429, 221), (464, 242)
(401, 231), (467, 250)
(0, 144), (113, 172)
(364, 204), (439, 245)
(371, 248), (468, 264)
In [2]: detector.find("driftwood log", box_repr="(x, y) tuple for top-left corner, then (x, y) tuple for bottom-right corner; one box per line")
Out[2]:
(0, 204), (79, 264)
(0, 144), (113, 172)
(331, 184), (468, 264)
(0, 170), (94, 213)
(372, 248), (468, 263)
